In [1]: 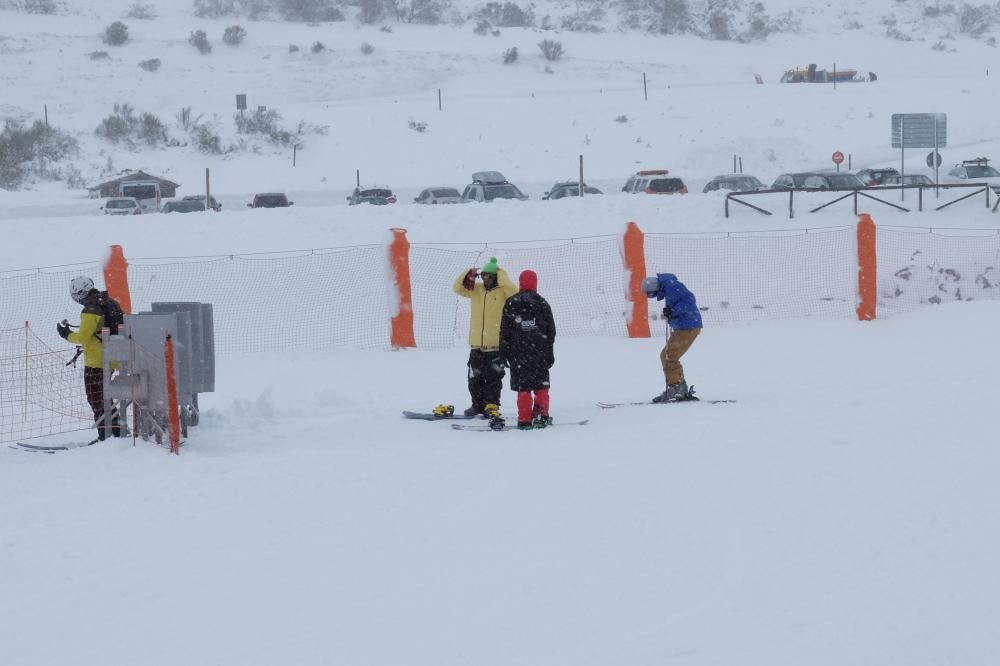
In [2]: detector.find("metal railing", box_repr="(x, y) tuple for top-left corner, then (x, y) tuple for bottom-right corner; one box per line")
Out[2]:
(724, 183), (997, 219)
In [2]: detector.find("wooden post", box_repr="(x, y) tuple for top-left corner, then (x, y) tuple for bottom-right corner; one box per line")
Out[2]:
(164, 334), (181, 455)
(856, 214), (877, 321)
(438, 88), (442, 111)
(389, 228), (416, 349)
(622, 222), (650, 338)
(103, 245), (132, 314)
(44, 104), (48, 127)
(643, 72), (648, 101)
(205, 168), (211, 212)
(578, 155), (584, 197)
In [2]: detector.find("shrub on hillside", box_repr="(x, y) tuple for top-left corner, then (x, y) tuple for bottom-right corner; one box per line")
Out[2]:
(473, 19), (491, 34)
(275, 0), (344, 21)
(359, 0), (384, 23)
(559, 7), (606, 33)
(189, 29), (212, 53)
(475, 1), (533, 27)
(538, 38), (563, 61)
(192, 123), (224, 153)
(957, 3), (996, 36)
(234, 107), (296, 146)
(88, 50), (110, 60)
(138, 58), (161, 71)
(502, 46), (518, 63)
(124, 2), (157, 19)
(360, 42), (375, 54)
(95, 103), (169, 148)
(737, 2), (800, 42)
(289, 43), (300, 52)
(0, 120), (79, 190)
(193, 0), (236, 18)
(18, 0), (58, 14)
(103, 21), (130, 46)
(387, 0), (449, 24)
(223, 25), (247, 45)
(311, 40), (325, 53)
(408, 119), (428, 132)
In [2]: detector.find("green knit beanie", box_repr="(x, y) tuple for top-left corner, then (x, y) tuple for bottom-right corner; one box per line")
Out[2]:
(481, 256), (499, 274)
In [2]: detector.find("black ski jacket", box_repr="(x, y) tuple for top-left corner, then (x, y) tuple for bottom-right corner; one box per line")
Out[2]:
(499, 291), (556, 391)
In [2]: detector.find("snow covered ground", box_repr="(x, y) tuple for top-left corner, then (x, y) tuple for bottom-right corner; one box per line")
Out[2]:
(3, 1), (1000, 664)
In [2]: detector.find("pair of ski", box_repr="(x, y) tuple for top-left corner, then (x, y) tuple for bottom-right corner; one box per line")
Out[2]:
(9, 437), (101, 454)
(401, 410), (588, 432)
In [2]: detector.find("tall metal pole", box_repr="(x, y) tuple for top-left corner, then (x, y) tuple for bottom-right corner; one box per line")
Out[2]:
(900, 115), (906, 202)
(643, 73), (648, 101)
(578, 155), (584, 197)
(205, 168), (211, 212)
(934, 117), (940, 198)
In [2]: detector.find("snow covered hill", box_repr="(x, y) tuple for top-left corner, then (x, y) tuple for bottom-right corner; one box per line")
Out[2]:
(3, 2), (1000, 665)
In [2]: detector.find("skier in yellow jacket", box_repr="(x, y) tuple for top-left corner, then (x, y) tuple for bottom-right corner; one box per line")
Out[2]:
(57, 277), (121, 440)
(453, 257), (518, 417)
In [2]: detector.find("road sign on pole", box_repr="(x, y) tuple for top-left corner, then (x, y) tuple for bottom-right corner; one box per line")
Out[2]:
(892, 113), (947, 202)
(926, 151), (942, 168)
(832, 151), (844, 172)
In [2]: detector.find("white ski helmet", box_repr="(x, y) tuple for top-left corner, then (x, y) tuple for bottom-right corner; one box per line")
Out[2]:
(70, 276), (95, 303)
(641, 275), (659, 296)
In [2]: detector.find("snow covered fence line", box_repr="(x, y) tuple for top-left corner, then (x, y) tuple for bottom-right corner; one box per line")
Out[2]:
(5, 219), (1000, 357)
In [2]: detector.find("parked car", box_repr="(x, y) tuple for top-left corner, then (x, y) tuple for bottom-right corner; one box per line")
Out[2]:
(461, 171), (528, 202)
(182, 194), (221, 211)
(855, 167), (900, 187)
(161, 199), (206, 214)
(943, 158), (1000, 191)
(101, 197), (142, 215)
(772, 172), (863, 190)
(702, 174), (766, 193)
(348, 187), (397, 205)
(880, 174), (934, 187)
(414, 187), (464, 204)
(542, 181), (603, 200)
(802, 173), (866, 190)
(621, 169), (688, 195)
(247, 193), (293, 208)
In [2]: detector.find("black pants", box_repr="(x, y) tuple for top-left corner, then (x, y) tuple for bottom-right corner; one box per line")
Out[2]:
(84, 367), (119, 440)
(467, 349), (505, 414)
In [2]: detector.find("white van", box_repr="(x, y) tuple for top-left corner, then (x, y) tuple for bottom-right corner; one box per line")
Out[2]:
(119, 180), (162, 213)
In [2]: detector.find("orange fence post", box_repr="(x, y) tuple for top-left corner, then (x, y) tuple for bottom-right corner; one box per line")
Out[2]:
(856, 213), (877, 321)
(622, 221), (650, 338)
(164, 334), (181, 455)
(389, 228), (416, 349)
(103, 244), (132, 314)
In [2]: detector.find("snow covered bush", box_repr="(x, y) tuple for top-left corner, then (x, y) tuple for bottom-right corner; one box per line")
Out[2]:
(473, 19), (491, 34)
(193, 0), (236, 18)
(360, 42), (375, 54)
(102, 22), (130, 46)
(502, 46), (518, 63)
(124, 2), (157, 19)
(88, 50), (110, 59)
(475, 2), (533, 27)
(95, 103), (169, 148)
(359, 0), (384, 24)
(189, 29), (212, 53)
(408, 119), (428, 132)
(233, 108), (297, 146)
(957, 3), (997, 36)
(275, 0), (344, 21)
(288, 43), (300, 52)
(223, 25), (247, 45)
(0, 120), (79, 190)
(138, 58), (161, 71)
(538, 38), (564, 61)
(387, 0), (449, 24)
(311, 40), (325, 53)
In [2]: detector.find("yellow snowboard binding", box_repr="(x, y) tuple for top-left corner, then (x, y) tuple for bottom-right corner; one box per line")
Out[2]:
(432, 404), (455, 418)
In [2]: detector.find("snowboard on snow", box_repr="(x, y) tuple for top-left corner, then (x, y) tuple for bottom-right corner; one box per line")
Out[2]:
(451, 419), (589, 432)
(402, 410), (480, 421)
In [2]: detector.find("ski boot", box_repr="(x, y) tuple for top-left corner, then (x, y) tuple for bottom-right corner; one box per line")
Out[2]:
(652, 382), (691, 403)
(531, 406), (553, 429)
(517, 421), (534, 430)
(432, 404), (455, 418)
(463, 405), (480, 417)
(484, 403), (506, 431)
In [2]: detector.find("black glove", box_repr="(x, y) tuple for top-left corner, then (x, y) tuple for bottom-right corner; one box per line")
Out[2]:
(463, 268), (478, 290)
(662, 306), (672, 319)
(56, 320), (70, 339)
(491, 356), (507, 373)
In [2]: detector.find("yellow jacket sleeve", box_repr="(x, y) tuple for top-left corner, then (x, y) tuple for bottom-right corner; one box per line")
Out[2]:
(67, 312), (100, 345)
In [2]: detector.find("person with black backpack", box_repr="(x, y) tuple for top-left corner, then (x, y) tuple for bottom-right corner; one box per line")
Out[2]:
(57, 276), (124, 440)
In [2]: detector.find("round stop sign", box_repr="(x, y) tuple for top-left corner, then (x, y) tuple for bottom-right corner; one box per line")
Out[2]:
(832, 151), (845, 165)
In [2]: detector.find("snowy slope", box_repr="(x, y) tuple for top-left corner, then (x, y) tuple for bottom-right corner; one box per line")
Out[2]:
(3, 2), (1000, 665)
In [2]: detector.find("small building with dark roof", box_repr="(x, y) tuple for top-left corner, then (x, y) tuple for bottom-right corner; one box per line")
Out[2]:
(88, 170), (180, 198)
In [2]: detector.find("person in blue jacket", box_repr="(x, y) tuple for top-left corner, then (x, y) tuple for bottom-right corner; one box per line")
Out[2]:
(642, 273), (703, 402)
